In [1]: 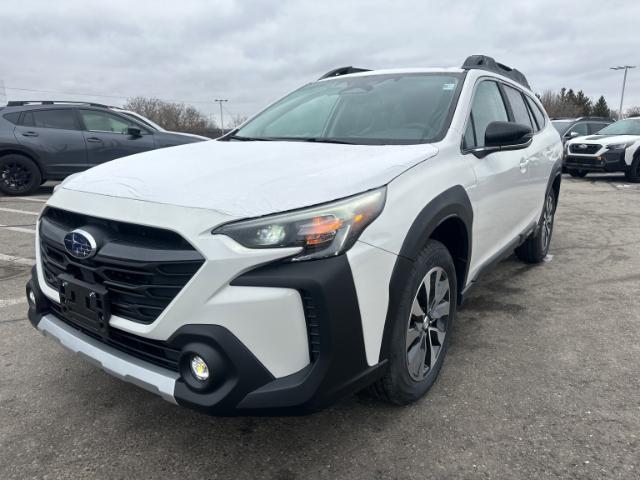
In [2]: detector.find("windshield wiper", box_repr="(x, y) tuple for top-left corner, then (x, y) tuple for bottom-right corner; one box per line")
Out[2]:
(290, 137), (357, 145)
(225, 134), (273, 141)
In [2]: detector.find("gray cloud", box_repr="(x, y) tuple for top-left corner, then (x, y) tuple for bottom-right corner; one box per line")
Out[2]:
(2, 0), (639, 122)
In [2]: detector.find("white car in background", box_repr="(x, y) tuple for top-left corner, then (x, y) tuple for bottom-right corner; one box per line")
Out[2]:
(564, 118), (640, 180)
(26, 55), (562, 415)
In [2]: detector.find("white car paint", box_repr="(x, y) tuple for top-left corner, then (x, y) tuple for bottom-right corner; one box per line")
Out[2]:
(566, 133), (640, 166)
(61, 140), (439, 217)
(34, 66), (562, 391)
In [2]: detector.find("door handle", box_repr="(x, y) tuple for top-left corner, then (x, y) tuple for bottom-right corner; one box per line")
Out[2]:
(21, 131), (38, 137)
(86, 137), (103, 143)
(519, 157), (529, 172)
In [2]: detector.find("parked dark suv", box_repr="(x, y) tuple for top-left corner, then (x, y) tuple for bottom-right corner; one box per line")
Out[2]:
(551, 116), (612, 144)
(0, 101), (208, 195)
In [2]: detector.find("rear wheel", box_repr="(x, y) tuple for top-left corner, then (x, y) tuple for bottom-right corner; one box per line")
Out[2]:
(0, 154), (41, 196)
(568, 169), (588, 178)
(370, 240), (456, 405)
(515, 189), (556, 264)
(625, 155), (640, 183)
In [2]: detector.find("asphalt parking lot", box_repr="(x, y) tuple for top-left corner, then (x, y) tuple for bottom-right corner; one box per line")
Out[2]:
(1, 176), (639, 479)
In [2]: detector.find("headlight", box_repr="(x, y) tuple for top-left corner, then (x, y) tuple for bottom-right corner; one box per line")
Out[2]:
(606, 142), (634, 150)
(213, 187), (386, 261)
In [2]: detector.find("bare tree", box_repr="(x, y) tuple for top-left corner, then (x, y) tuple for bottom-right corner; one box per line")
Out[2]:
(230, 114), (249, 128)
(625, 106), (640, 118)
(124, 97), (217, 136)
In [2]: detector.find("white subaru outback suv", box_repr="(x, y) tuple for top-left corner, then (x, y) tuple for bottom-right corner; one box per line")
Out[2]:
(26, 55), (563, 414)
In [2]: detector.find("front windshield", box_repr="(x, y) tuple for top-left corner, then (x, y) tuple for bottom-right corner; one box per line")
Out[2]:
(551, 120), (572, 135)
(234, 73), (463, 145)
(596, 118), (640, 136)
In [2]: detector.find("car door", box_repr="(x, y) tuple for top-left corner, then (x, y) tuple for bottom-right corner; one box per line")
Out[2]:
(501, 84), (541, 225)
(77, 109), (156, 165)
(462, 80), (530, 269)
(14, 108), (87, 178)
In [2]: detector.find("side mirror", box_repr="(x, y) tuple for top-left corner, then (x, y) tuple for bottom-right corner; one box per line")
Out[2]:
(127, 127), (142, 137)
(470, 121), (533, 158)
(566, 131), (580, 139)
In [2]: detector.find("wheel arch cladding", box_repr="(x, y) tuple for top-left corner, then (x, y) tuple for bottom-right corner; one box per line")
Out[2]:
(378, 185), (472, 363)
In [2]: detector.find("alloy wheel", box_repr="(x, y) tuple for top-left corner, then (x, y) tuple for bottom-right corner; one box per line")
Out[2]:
(405, 266), (451, 381)
(0, 162), (32, 192)
(541, 193), (554, 252)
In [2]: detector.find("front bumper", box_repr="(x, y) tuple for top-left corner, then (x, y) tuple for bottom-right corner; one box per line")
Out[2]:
(27, 253), (386, 415)
(565, 149), (627, 172)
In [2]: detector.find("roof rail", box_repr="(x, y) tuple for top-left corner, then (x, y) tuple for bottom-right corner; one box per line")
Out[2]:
(318, 66), (371, 80)
(6, 100), (114, 108)
(461, 55), (530, 90)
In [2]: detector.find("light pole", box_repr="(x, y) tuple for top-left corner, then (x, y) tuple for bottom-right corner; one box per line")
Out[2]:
(214, 99), (228, 133)
(610, 66), (636, 119)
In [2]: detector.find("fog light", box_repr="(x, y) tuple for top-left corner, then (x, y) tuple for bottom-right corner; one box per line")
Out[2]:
(27, 288), (36, 307)
(190, 355), (210, 381)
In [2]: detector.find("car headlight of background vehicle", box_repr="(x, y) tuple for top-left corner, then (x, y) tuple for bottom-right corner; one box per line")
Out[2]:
(213, 187), (386, 261)
(606, 142), (634, 150)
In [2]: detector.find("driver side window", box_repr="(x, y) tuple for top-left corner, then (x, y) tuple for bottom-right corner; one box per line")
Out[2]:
(568, 123), (588, 137)
(79, 109), (139, 134)
(464, 81), (509, 149)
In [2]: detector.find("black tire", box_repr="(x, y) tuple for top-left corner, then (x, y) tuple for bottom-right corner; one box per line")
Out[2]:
(0, 154), (41, 196)
(515, 188), (556, 264)
(568, 169), (588, 178)
(370, 240), (457, 405)
(624, 154), (640, 183)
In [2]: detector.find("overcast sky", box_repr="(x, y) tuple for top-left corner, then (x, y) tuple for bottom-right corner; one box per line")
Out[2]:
(2, 0), (639, 125)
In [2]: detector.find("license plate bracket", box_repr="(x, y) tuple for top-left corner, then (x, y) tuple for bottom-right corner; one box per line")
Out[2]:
(58, 273), (111, 337)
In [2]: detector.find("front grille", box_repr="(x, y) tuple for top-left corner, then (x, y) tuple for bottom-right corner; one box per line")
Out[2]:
(50, 302), (181, 371)
(569, 143), (601, 155)
(301, 292), (321, 362)
(40, 207), (204, 325)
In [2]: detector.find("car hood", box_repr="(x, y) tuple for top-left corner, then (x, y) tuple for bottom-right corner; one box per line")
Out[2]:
(61, 140), (438, 218)
(568, 134), (640, 144)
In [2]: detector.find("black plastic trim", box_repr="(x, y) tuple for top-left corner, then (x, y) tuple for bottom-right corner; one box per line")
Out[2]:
(231, 254), (380, 413)
(379, 186), (473, 362)
(462, 55), (531, 89)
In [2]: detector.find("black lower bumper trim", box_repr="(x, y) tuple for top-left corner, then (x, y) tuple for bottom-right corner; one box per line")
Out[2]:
(28, 256), (382, 415)
(231, 255), (382, 413)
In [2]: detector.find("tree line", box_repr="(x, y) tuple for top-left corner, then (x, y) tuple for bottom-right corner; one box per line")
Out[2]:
(539, 88), (640, 120)
(123, 97), (247, 138)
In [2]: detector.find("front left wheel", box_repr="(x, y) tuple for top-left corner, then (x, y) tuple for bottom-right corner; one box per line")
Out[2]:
(370, 240), (457, 405)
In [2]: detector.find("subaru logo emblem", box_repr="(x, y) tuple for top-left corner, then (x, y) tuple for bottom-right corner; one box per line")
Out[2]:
(578, 144), (587, 149)
(63, 229), (97, 259)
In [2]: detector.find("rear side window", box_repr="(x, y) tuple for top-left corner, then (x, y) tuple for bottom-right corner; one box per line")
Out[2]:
(22, 109), (78, 130)
(3, 112), (20, 124)
(464, 81), (509, 148)
(525, 96), (546, 130)
(503, 85), (533, 129)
